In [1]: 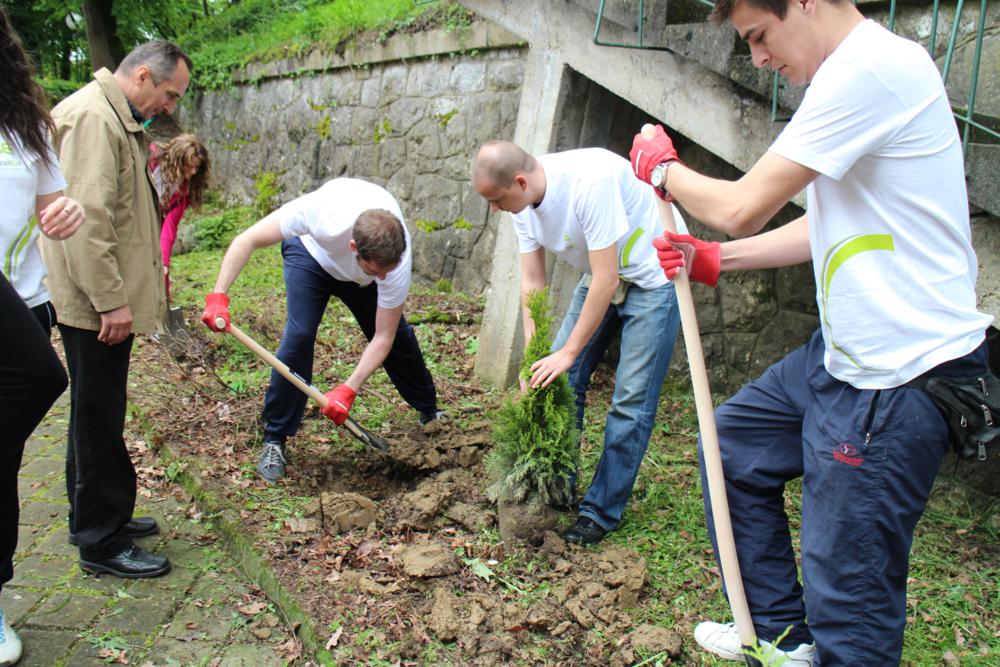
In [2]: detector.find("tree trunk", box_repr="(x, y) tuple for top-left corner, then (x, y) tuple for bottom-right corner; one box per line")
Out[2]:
(59, 46), (72, 80)
(83, 0), (126, 72)
(202, 0), (210, 17)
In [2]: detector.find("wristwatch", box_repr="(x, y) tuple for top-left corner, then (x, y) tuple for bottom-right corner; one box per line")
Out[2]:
(650, 161), (674, 195)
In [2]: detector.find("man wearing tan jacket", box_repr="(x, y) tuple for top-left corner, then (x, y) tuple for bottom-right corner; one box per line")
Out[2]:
(42, 41), (191, 579)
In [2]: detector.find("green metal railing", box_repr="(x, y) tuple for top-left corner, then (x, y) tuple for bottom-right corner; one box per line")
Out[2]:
(593, 0), (998, 151)
(593, 0), (669, 50)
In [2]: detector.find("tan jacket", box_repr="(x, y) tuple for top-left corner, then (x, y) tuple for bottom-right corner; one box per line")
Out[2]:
(41, 68), (165, 333)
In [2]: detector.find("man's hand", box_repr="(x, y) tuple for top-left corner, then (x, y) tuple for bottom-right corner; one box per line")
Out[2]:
(527, 348), (577, 389)
(653, 232), (721, 287)
(630, 124), (680, 192)
(201, 292), (231, 332)
(98, 304), (133, 345)
(321, 384), (357, 425)
(39, 196), (85, 240)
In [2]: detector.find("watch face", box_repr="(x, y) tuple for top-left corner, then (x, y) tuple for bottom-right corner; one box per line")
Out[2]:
(651, 164), (666, 188)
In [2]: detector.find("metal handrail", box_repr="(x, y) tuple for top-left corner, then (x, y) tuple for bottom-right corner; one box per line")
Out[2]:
(593, 0), (671, 50)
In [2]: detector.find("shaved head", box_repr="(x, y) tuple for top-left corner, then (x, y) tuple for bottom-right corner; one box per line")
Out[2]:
(472, 140), (537, 188)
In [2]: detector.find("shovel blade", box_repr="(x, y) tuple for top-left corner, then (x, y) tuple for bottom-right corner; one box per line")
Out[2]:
(345, 418), (390, 453)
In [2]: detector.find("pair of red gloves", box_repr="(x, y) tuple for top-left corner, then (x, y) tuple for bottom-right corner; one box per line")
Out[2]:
(199, 292), (357, 424)
(630, 124), (721, 287)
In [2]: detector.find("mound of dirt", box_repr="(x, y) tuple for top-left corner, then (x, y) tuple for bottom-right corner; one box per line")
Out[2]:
(132, 297), (689, 665)
(386, 418), (492, 470)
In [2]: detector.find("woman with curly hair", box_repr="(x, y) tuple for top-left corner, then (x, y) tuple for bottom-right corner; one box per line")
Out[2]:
(149, 132), (210, 296)
(0, 5), (84, 663)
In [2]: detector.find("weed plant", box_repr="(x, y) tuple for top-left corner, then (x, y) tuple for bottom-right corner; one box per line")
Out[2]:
(486, 289), (578, 506)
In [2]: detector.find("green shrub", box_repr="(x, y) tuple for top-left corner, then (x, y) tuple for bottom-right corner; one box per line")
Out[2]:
(36, 78), (83, 107)
(192, 207), (256, 251)
(254, 171), (284, 217)
(486, 288), (578, 506)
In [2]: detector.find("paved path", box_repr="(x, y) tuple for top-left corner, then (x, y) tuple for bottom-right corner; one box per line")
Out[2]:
(9, 395), (293, 667)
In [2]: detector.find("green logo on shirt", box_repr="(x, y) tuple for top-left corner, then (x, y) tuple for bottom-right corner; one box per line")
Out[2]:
(0, 139), (23, 169)
(4, 216), (37, 279)
(820, 233), (895, 370)
(619, 227), (646, 269)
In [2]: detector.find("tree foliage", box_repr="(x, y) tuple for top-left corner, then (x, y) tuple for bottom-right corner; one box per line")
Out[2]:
(7, 0), (468, 92)
(5, 0), (206, 81)
(486, 289), (579, 506)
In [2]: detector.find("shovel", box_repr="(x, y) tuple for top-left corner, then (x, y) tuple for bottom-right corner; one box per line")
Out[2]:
(218, 318), (390, 454)
(641, 125), (762, 666)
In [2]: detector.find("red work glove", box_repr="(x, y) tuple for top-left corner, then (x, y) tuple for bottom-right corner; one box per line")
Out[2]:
(321, 384), (356, 426)
(201, 292), (231, 332)
(652, 232), (721, 287)
(630, 124), (681, 200)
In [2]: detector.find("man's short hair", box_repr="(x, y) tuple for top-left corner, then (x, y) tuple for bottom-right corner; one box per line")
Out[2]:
(354, 209), (407, 268)
(711, 0), (844, 24)
(116, 41), (193, 84)
(472, 140), (537, 189)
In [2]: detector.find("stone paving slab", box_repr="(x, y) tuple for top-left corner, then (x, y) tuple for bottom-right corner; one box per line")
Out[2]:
(8, 394), (294, 666)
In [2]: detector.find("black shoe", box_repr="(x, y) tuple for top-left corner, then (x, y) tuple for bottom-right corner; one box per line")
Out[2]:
(79, 544), (172, 579)
(562, 517), (608, 545)
(419, 410), (449, 426)
(68, 516), (159, 546)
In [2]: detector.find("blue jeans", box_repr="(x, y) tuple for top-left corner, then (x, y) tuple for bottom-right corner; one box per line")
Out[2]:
(553, 278), (680, 530)
(703, 329), (988, 666)
(262, 237), (437, 441)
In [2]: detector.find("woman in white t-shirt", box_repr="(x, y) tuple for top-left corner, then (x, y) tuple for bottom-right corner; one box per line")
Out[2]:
(0, 7), (83, 664)
(0, 25), (84, 331)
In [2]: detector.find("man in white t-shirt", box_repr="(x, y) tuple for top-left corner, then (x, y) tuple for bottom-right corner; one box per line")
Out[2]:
(201, 178), (443, 482)
(630, 0), (993, 665)
(472, 141), (686, 545)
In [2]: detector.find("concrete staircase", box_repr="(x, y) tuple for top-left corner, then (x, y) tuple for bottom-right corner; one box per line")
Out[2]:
(589, 0), (1000, 216)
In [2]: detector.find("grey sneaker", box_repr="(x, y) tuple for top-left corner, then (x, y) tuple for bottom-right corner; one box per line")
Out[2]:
(418, 410), (449, 426)
(257, 441), (287, 483)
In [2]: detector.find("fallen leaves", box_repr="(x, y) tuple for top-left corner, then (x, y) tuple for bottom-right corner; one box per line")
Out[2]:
(236, 600), (268, 617)
(325, 626), (344, 649)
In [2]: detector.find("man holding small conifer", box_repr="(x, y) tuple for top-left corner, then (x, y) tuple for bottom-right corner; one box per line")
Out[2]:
(472, 140), (686, 544)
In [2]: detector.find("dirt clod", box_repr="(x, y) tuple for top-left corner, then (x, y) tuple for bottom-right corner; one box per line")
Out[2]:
(623, 623), (683, 662)
(398, 542), (460, 578)
(304, 492), (377, 534)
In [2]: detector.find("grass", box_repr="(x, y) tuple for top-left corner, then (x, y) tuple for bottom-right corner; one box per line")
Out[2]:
(177, 0), (473, 90)
(163, 213), (1000, 665)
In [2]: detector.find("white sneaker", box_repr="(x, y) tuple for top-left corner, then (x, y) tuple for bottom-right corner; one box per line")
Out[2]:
(0, 608), (23, 665)
(694, 621), (815, 666)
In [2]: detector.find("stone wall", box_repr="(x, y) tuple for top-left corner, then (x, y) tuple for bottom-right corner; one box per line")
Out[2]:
(177, 23), (525, 295)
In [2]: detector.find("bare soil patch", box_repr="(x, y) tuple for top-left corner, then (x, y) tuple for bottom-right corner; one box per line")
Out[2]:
(129, 292), (683, 665)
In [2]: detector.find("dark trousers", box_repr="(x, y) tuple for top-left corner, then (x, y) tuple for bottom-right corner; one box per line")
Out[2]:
(703, 329), (987, 666)
(31, 300), (57, 336)
(0, 277), (67, 587)
(262, 237), (437, 442)
(59, 324), (136, 560)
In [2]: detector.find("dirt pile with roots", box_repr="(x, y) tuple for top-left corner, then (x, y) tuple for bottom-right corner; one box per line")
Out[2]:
(129, 294), (685, 665)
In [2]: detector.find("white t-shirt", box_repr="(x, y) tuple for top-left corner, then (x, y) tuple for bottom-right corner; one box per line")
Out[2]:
(511, 148), (687, 290)
(771, 20), (992, 389)
(0, 133), (66, 308)
(278, 178), (411, 309)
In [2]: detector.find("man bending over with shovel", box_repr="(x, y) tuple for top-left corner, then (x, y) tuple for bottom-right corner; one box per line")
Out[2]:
(201, 178), (445, 482)
(472, 141), (686, 545)
(630, 0), (993, 664)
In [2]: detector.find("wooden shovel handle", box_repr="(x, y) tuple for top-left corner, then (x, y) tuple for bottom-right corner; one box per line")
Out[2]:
(640, 125), (759, 656)
(220, 319), (386, 451)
